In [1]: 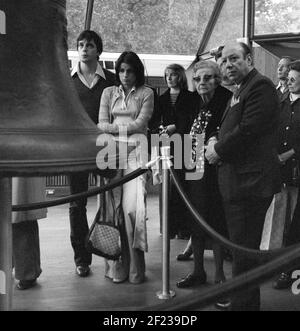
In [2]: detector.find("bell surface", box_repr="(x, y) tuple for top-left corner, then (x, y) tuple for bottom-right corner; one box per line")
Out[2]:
(0, 0), (116, 176)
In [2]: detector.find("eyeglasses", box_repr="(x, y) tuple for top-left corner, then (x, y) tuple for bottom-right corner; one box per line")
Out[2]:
(193, 75), (214, 83)
(288, 77), (297, 84)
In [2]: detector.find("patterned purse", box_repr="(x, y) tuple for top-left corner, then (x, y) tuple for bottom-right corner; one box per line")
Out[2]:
(86, 181), (123, 260)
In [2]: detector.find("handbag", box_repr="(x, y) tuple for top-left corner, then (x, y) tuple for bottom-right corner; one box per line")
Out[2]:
(86, 182), (123, 260)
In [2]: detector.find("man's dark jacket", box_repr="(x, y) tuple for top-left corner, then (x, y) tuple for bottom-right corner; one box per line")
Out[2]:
(215, 68), (281, 201)
(277, 94), (300, 186)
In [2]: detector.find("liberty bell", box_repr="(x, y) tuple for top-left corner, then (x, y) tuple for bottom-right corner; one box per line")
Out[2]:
(0, 0), (115, 176)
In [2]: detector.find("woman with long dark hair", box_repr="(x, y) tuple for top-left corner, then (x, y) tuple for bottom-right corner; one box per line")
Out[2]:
(98, 51), (154, 284)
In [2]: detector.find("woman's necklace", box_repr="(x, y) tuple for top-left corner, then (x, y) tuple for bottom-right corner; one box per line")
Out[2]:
(189, 107), (212, 174)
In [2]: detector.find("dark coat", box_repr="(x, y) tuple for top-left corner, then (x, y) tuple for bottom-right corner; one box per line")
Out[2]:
(276, 83), (289, 102)
(184, 85), (232, 236)
(215, 69), (281, 202)
(155, 89), (197, 237)
(277, 95), (300, 186)
(154, 89), (196, 134)
(277, 89), (289, 102)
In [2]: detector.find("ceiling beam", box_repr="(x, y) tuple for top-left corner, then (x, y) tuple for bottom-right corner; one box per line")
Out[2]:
(84, 0), (94, 30)
(243, 0), (255, 43)
(196, 0), (226, 56)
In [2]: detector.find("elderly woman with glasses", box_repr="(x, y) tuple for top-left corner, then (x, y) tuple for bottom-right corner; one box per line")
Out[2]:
(176, 60), (232, 289)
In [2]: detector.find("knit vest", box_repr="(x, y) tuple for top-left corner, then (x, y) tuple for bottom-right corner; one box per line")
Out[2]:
(72, 71), (115, 124)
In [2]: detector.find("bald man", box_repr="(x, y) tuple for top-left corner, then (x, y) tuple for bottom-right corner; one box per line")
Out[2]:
(205, 42), (281, 311)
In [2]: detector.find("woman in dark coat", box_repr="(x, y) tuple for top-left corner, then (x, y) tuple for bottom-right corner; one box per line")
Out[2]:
(176, 60), (232, 288)
(155, 64), (197, 239)
(269, 60), (300, 289)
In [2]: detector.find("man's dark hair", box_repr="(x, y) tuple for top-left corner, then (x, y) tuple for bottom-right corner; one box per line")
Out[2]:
(76, 30), (103, 55)
(115, 51), (145, 88)
(289, 60), (300, 73)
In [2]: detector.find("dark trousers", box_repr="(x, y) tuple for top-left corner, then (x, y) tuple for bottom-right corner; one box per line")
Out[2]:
(223, 196), (273, 311)
(69, 172), (92, 267)
(13, 220), (42, 281)
(169, 170), (190, 238)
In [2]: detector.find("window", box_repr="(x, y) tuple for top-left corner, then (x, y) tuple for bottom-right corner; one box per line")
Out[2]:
(66, 0), (87, 50)
(255, 0), (300, 35)
(90, 0), (217, 56)
(205, 0), (244, 52)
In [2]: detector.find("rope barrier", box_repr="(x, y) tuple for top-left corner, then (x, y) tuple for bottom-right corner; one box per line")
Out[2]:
(169, 167), (298, 262)
(12, 167), (150, 212)
(10, 155), (300, 311)
(144, 243), (300, 311)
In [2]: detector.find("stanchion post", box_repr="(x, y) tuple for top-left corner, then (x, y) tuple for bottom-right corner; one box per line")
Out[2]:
(157, 146), (175, 300)
(0, 177), (12, 311)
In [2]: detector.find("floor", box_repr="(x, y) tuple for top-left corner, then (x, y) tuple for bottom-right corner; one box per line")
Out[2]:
(12, 194), (300, 311)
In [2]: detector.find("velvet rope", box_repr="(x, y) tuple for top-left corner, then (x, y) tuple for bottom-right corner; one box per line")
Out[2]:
(12, 167), (149, 212)
(144, 244), (300, 311)
(170, 167), (298, 261)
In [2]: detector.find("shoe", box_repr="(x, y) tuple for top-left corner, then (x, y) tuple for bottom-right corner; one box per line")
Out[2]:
(214, 300), (231, 310)
(214, 279), (231, 310)
(273, 272), (292, 290)
(129, 275), (146, 284)
(177, 251), (193, 261)
(113, 278), (127, 284)
(76, 265), (90, 278)
(176, 273), (207, 288)
(16, 279), (37, 290)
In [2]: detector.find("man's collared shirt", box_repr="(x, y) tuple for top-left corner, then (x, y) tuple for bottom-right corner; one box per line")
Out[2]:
(290, 93), (300, 103)
(277, 81), (288, 94)
(71, 62), (106, 89)
(118, 85), (136, 110)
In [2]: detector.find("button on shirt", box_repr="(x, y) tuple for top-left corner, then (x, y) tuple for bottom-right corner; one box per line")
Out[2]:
(278, 94), (300, 154)
(290, 93), (300, 103)
(277, 94), (300, 184)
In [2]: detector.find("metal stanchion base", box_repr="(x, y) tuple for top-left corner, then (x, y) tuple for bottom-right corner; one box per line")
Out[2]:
(156, 290), (176, 300)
